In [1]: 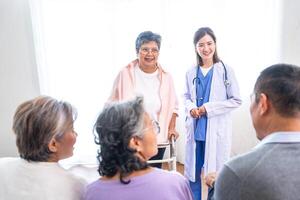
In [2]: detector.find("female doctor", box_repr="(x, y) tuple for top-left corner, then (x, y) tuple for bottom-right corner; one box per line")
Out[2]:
(183, 27), (242, 200)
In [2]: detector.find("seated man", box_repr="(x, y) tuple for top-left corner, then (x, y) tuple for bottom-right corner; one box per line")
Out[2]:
(0, 96), (87, 200)
(213, 63), (300, 200)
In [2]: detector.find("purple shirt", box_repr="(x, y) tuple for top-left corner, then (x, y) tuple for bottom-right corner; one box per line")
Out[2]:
(84, 168), (193, 200)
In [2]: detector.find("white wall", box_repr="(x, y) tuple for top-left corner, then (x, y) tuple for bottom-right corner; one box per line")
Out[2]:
(230, 0), (300, 156)
(281, 0), (300, 65)
(0, 0), (40, 157)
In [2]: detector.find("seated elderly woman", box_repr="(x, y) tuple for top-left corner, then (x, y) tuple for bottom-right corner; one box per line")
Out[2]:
(0, 96), (86, 200)
(84, 96), (193, 200)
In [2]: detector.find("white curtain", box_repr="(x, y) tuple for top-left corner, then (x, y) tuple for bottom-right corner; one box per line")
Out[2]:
(29, 0), (283, 165)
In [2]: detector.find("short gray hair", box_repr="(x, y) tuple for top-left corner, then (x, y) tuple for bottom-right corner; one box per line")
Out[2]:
(254, 63), (300, 117)
(135, 31), (161, 54)
(13, 96), (77, 161)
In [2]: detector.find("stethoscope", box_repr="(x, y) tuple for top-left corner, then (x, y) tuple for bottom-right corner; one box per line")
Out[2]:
(192, 61), (230, 102)
(192, 60), (230, 87)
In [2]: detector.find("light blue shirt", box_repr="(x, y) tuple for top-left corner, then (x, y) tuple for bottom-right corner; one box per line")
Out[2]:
(256, 132), (300, 149)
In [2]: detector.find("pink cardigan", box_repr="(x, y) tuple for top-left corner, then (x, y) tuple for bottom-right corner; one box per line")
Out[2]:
(108, 59), (178, 144)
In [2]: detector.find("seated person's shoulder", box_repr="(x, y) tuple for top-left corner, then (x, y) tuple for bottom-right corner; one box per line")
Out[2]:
(153, 168), (187, 183)
(225, 145), (270, 176)
(56, 166), (88, 187)
(0, 157), (21, 169)
(0, 157), (19, 163)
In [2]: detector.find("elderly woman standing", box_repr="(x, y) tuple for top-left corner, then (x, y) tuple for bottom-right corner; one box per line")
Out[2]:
(183, 27), (242, 200)
(84, 97), (193, 200)
(108, 31), (179, 168)
(0, 96), (86, 200)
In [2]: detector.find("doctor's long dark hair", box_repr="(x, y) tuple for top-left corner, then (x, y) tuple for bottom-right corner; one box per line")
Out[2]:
(94, 97), (148, 184)
(194, 27), (220, 66)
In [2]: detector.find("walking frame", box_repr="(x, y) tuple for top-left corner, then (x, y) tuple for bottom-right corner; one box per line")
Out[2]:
(147, 135), (177, 171)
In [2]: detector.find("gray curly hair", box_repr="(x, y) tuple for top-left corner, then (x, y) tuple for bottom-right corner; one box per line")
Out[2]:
(94, 96), (149, 184)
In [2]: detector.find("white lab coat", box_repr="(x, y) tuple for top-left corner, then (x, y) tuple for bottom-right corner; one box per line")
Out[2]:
(183, 62), (242, 182)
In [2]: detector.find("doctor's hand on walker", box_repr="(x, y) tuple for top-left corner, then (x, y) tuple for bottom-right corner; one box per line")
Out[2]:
(190, 106), (206, 118)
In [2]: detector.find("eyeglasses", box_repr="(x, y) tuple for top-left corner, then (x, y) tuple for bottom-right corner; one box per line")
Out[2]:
(142, 120), (160, 135)
(139, 47), (159, 55)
